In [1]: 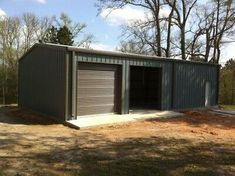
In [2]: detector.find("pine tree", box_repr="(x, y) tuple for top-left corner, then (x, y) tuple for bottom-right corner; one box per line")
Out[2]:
(43, 25), (74, 46)
(57, 25), (74, 45)
(43, 26), (58, 44)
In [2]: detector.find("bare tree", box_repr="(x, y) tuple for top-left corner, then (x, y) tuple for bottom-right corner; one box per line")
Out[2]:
(212, 0), (235, 63)
(97, 0), (198, 58)
(117, 39), (151, 54)
(165, 0), (176, 57)
(44, 13), (95, 47)
(165, 0), (198, 60)
(97, 0), (165, 56)
(186, 0), (235, 63)
(22, 13), (54, 52)
(98, 0), (235, 63)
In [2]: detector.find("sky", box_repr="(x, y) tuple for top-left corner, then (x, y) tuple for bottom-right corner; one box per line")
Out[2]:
(0, 0), (234, 64)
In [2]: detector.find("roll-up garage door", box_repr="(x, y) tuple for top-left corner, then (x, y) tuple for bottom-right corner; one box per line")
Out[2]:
(77, 63), (119, 116)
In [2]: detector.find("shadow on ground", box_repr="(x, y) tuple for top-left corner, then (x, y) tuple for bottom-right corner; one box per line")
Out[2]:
(0, 107), (234, 175)
(0, 130), (234, 176)
(0, 106), (58, 125)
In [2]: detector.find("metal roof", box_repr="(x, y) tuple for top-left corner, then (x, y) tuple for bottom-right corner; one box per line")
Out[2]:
(20, 43), (219, 66)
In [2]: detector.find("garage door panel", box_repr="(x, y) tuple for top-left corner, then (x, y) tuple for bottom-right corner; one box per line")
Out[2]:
(77, 63), (119, 116)
(77, 96), (114, 107)
(78, 79), (115, 88)
(78, 88), (115, 96)
(77, 105), (114, 116)
(78, 70), (115, 78)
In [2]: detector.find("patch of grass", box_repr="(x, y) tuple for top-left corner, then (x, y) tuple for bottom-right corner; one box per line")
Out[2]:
(221, 105), (235, 110)
(183, 164), (216, 176)
(0, 170), (4, 176)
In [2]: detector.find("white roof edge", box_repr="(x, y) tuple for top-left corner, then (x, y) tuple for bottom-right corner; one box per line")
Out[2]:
(67, 45), (170, 60)
(35, 43), (219, 66)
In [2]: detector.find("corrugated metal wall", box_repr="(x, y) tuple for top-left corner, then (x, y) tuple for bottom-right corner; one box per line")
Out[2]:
(75, 53), (173, 111)
(173, 62), (218, 109)
(18, 45), (68, 121)
(19, 44), (219, 121)
(75, 52), (218, 112)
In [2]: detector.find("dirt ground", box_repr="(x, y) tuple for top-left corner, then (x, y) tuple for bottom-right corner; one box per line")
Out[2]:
(0, 106), (234, 176)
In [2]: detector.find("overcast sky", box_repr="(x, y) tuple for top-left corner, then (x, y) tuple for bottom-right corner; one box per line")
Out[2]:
(0, 0), (234, 64)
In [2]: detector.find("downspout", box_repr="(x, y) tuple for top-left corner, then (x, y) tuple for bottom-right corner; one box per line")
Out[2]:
(171, 61), (175, 109)
(216, 64), (220, 105)
(65, 52), (70, 121)
(71, 50), (77, 119)
(18, 60), (20, 107)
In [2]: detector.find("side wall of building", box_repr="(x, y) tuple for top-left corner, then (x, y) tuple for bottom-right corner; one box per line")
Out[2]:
(75, 52), (219, 113)
(18, 46), (68, 121)
(75, 53), (173, 112)
(19, 44), (219, 121)
(173, 62), (218, 109)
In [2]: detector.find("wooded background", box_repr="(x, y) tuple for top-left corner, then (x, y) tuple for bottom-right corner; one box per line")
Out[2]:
(0, 0), (234, 105)
(220, 59), (235, 105)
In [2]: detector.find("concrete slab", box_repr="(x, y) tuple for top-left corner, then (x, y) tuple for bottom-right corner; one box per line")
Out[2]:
(209, 109), (235, 116)
(67, 110), (183, 128)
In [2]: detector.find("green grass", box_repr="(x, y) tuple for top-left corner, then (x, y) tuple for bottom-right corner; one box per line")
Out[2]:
(0, 171), (4, 176)
(221, 105), (235, 110)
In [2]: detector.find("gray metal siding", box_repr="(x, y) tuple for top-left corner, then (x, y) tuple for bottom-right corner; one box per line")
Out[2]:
(19, 43), (219, 122)
(75, 53), (173, 111)
(173, 62), (218, 109)
(19, 46), (67, 121)
(75, 52), (218, 111)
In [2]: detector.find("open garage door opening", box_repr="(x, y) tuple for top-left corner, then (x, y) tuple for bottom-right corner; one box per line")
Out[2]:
(129, 66), (162, 111)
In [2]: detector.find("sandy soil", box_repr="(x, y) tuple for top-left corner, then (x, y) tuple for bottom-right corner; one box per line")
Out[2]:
(0, 107), (234, 176)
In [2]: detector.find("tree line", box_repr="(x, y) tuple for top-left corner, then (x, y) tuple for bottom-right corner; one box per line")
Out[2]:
(98, 0), (235, 63)
(0, 13), (93, 104)
(0, 0), (234, 105)
(220, 59), (235, 105)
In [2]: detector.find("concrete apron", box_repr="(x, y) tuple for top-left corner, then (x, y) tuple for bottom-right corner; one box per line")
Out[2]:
(66, 110), (183, 129)
(209, 109), (235, 116)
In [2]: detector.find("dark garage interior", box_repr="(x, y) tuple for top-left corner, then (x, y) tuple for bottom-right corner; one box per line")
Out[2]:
(129, 66), (162, 110)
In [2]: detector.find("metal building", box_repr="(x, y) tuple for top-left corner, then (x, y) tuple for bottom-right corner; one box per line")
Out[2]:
(18, 43), (219, 122)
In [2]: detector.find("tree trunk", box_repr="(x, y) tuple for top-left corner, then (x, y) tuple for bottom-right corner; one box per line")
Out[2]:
(205, 30), (211, 62)
(166, 1), (175, 57)
(154, 0), (162, 56)
(181, 25), (186, 60)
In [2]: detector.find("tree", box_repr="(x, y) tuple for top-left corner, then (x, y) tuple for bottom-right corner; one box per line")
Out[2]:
(57, 25), (74, 45)
(212, 0), (235, 63)
(0, 16), (21, 104)
(97, 0), (198, 58)
(219, 58), (235, 105)
(0, 12), (94, 104)
(22, 13), (54, 53)
(117, 39), (149, 54)
(165, 0), (176, 57)
(98, 0), (235, 63)
(165, 0), (198, 60)
(97, 0), (166, 56)
(43, 13), (94, 47)
(43, 26), (58, 44)
(43, 25), (74, 45)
